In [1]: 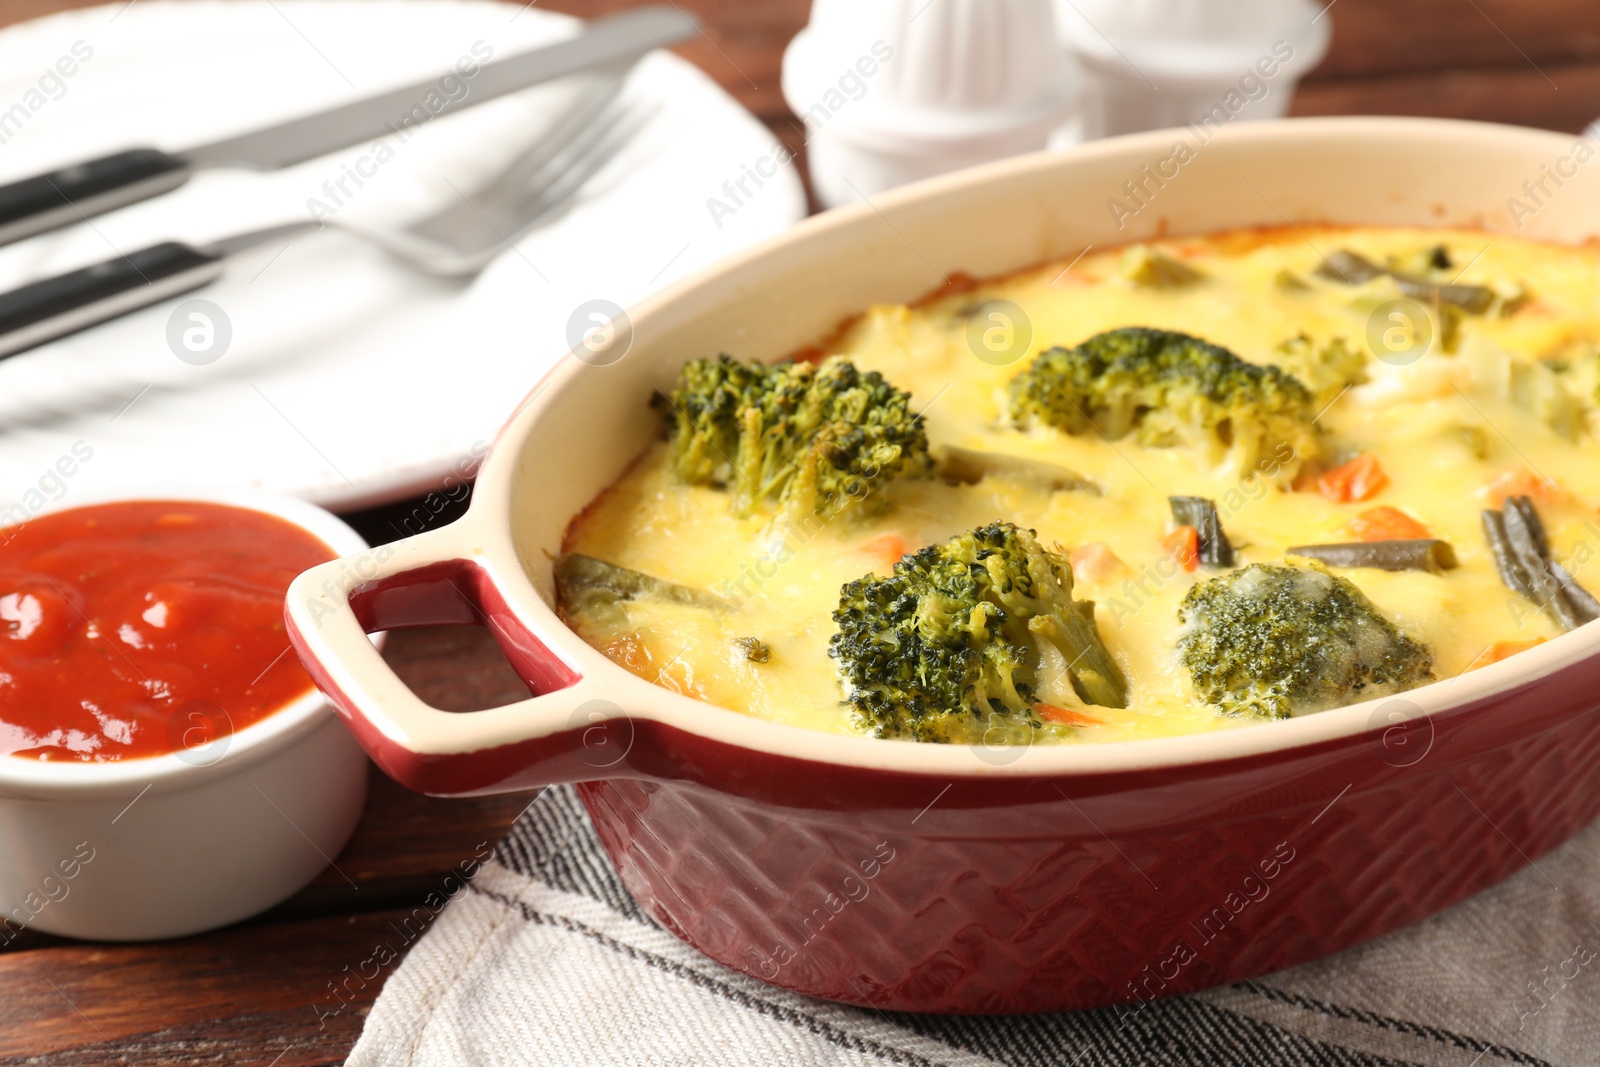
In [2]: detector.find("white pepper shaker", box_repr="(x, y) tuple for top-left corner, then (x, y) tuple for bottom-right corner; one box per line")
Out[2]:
(783, 0), (1080, 209)
(1056, 0), (1329, 140)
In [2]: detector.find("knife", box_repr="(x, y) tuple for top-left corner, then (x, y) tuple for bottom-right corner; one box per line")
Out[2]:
(0, 5), (695, 249)
(0, 70), (634, 359)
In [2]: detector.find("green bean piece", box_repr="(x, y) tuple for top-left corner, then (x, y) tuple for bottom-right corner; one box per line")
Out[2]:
(1482, 496), (1600, 631)
(1482, 510), (1533, 598)
(934, 445), (1099, 494)
(1169, 495), (1234, 567)
(1286, 540), (1458, 574)
(555, 553), (731, 612)
(1499, 502), (1580, 630)
(1316, 249), (1494, 314)
(1315, 250), (1384, 285)
(1393, 276), (1495, 315)
(1504, 495), (1550, 557)
(1552, 562), (1600, 625)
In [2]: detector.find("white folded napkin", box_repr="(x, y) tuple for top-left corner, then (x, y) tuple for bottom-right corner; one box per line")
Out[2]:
(346, 785), (1599, 1066)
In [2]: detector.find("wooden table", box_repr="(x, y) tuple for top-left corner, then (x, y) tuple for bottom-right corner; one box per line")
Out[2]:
(2, 0), (1596, 1062)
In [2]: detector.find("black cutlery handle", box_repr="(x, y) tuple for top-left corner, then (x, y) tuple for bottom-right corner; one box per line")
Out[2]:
(0, 242), (226, 358)
(0, 149), (191, 248)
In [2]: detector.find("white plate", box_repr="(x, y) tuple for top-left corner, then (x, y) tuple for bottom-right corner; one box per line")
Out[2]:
(0, 0), (804, 509)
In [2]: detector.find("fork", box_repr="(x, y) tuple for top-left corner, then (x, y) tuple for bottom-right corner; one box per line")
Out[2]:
(0, 72), (647, 359)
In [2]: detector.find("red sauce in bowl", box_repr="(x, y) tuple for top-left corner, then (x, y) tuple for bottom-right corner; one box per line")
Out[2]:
(0, 501), (336, 762)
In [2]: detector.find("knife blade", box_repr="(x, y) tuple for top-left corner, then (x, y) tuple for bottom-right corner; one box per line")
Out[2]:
(0, 5), (694, 249)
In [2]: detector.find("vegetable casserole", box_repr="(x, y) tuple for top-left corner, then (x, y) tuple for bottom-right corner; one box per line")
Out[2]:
(557, 226), (1600, 745)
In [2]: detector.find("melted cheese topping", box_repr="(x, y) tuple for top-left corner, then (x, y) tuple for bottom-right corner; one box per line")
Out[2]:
(561, 226), (1600, 743)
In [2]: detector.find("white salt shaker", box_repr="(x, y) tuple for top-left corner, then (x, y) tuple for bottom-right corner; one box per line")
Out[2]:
(782, 0), (1079, 209)
(1056, 0), (1329, 139)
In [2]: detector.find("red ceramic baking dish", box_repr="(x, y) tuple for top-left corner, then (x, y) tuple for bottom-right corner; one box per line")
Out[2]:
(286, 117), (1600, 1014)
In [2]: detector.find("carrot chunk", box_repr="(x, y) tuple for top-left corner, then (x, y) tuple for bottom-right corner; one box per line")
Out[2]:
(1467, 639), (1546, 671)
(861, 533), (908, 573)
(1164, 525), (1200, 572)
(1036, 703), (1104, 727)
(1069, 541), (1125, 582)
(1314, 453), (1389, 503)
(1487, 467), (1567, 508)
(1348, 506), (1431, 542)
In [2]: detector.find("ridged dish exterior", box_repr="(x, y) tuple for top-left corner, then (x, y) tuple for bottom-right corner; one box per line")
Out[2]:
(578, 666), (1599, 1012)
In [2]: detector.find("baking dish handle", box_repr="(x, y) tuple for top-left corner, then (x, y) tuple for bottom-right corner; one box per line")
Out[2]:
(284, 523), (633, 797)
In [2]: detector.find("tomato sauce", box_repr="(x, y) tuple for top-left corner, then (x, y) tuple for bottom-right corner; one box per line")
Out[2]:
(0, 501), (335, 762)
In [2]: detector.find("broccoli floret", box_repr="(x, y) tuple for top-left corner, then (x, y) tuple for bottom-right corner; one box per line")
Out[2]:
(829, 522), (1128, 743)
(663, 354), (930, 517)
(1528, 346), (1600, 423)
(659, 354), (767, 488)
(1007, 327), (1320, 481)
(1178, 561), (1434, 720)
(1274, 333), (1368, 404)
(1508, 358), (1586, 442)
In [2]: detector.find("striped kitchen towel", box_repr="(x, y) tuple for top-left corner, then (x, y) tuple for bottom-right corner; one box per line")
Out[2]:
(345, 785), (1600, 1067)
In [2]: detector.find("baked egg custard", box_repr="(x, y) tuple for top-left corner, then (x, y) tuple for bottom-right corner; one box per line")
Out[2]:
(558, 226), (1600, 745)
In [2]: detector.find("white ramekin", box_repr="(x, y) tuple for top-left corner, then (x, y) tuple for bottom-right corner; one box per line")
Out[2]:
(0, 488), (371, 941)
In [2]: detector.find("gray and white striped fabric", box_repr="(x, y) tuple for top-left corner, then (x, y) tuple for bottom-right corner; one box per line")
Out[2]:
(346, 786), (1600, 1067)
